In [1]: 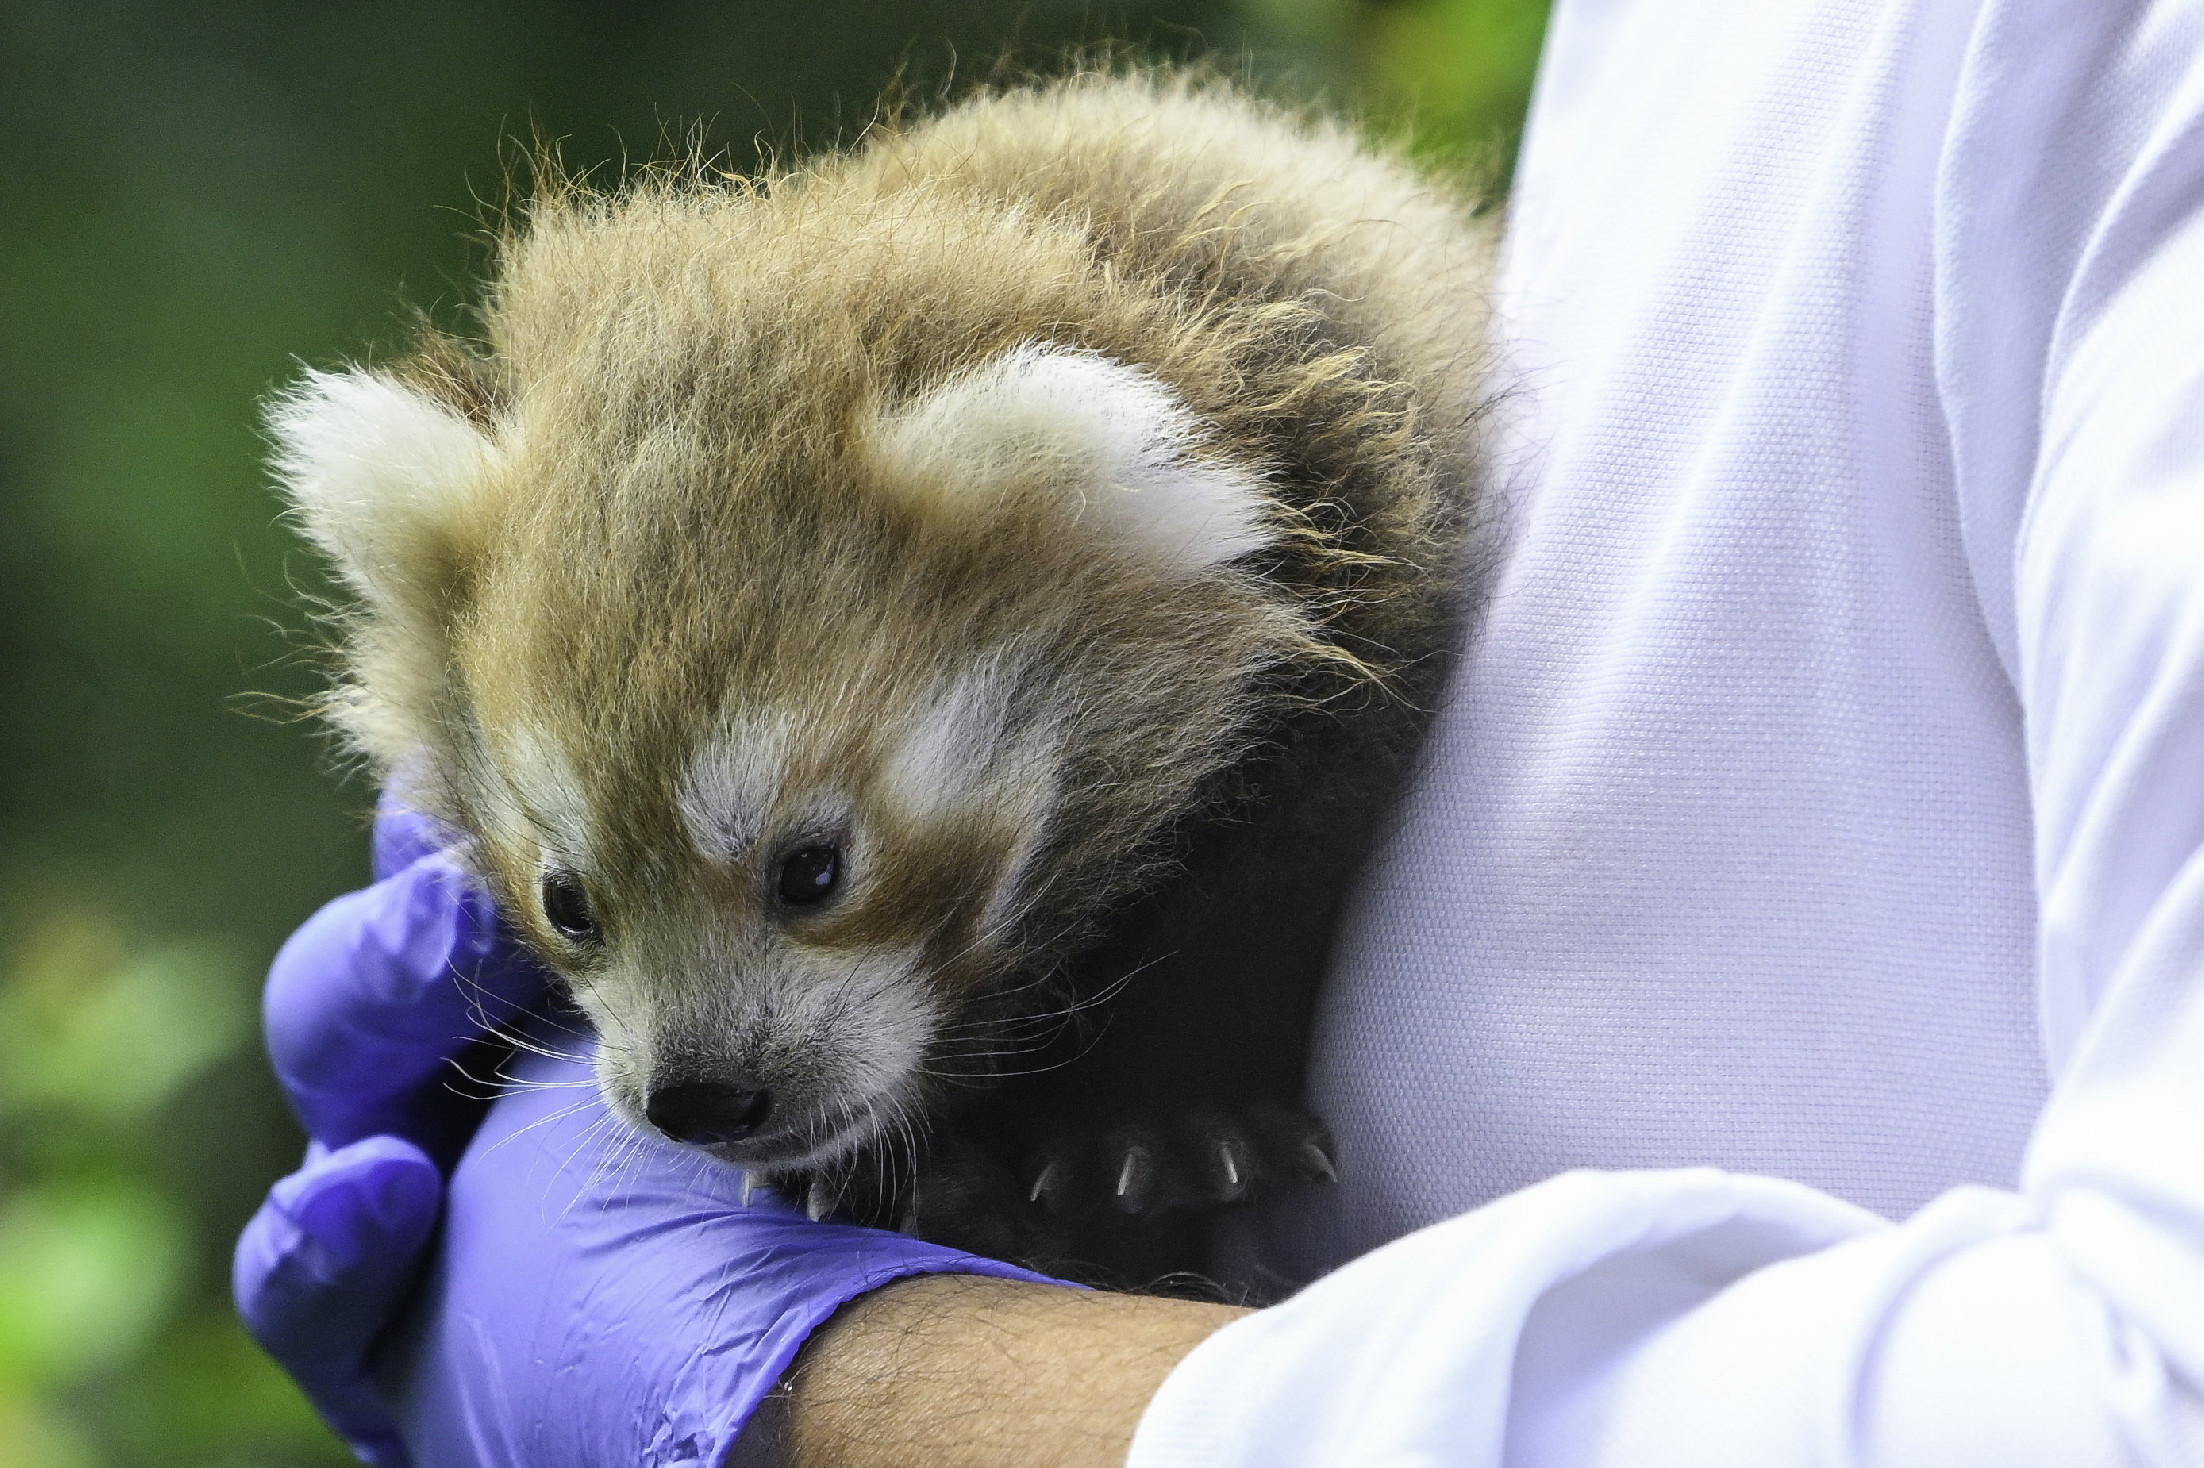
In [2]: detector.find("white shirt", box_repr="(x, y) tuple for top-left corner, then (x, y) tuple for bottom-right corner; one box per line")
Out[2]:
(1132, 1), (2204, 1462)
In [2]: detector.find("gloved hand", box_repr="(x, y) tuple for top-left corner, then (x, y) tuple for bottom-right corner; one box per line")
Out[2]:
(234, 803), (1057, 1468)
(233, 803), (542, 1467)
(376, 1033), (1061, 1466)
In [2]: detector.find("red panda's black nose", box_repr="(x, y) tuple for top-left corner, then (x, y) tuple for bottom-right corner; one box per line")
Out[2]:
(646, 1081), (774, 1146)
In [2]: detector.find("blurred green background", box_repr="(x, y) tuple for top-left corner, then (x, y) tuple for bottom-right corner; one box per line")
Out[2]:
(0, 1), (1548, 1463)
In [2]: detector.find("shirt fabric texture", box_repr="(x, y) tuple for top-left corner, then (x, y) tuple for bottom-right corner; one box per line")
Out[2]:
(1131, 0), (2204, 1462)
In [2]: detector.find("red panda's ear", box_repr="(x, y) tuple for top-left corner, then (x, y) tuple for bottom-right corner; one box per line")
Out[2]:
(267, 368), (495, 620)
(868, 342), (1275, 574)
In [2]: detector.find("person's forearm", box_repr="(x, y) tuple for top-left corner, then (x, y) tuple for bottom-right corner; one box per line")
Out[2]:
(772, 1275), (1249, 1468)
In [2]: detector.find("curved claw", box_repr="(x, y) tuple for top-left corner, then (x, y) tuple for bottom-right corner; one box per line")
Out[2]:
(1300, 1138), (1339, 1184)
(806, 1174), (837, 1222)
(1113, 1143), (1157, 1214)
(1213, 1138), (1247, 1201)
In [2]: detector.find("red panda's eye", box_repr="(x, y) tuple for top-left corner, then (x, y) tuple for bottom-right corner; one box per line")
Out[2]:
(541, 869), (600, 944)
(777, 845), (840, 907)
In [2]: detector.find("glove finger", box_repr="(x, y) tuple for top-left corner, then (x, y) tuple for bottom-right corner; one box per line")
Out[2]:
(268, 850), (545, 1147)
(371, 797), (459, 883)
(235, 1136), (443, 1468)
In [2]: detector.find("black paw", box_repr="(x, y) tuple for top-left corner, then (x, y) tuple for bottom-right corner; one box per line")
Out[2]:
(1020, 1097), (1337, 1220)
(775, 1100), (1338, 1279)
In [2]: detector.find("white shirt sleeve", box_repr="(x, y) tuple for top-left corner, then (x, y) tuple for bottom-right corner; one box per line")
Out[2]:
(1128, 3), (2204, 1464)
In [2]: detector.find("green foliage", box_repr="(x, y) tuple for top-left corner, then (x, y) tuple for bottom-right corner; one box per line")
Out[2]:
(0, 913), (319, 1465)
(0, 2), (1547, 1462)
(1365, 0), (1553, 166)
(0, 1179), (186, 1391)
(1244, 0), (1554, 178)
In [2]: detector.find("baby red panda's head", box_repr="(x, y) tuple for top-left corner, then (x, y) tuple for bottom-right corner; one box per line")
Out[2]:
(270, 185), (1321, 1173)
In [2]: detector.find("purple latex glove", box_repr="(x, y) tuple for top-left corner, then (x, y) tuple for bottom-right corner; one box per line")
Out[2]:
(235, 804), (546, 1466)
(265, 804), (543, 1152)
(235, 804), (1060, 1468)
(377, 1035), (1059, 1466)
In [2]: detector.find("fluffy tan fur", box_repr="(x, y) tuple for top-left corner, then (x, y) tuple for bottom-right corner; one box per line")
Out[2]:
(275, 69), (1495, 1174)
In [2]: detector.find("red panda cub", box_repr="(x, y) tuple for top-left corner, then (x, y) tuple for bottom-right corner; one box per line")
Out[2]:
(272, 70), (1494, 1287)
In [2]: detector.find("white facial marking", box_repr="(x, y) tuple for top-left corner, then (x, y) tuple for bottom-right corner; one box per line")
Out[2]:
(679, 711), (798, 860)
(879, 658), (1018, 822)
(267, 368), (494, 610)
(975, 783), (1057, 946)
(878, 659), (1062, 950)
(775, 949), (941, 1118)
(475, 724), (595, 871)
(872, 341), (1274, 572)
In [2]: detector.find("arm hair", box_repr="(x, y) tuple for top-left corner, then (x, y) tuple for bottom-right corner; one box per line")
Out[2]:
(745, 1275), (1249, 1467)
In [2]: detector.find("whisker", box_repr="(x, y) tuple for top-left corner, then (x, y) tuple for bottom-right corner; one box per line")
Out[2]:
(483, 1096), (603, 1163)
